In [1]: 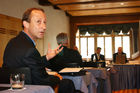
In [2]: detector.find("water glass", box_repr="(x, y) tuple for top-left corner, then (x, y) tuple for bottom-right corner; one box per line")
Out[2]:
(10, 74), (25, 89)
(98, 63), (102, 68)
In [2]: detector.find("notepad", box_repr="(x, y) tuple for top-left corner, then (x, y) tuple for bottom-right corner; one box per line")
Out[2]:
(59, 68), (83, 73)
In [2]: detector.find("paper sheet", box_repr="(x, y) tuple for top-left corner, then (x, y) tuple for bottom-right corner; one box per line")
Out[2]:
(59, 68), (83, 73)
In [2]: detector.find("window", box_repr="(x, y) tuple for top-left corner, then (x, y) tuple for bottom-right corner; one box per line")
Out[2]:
(115, 36), (122, 52)
(80, 37), (87, 58)
(123, 36), (130, 58)
(97, 37), (104, 55)
(105, 37), (112, 58)
(88, 38), (94, 58)
(76, 31), (131, 60)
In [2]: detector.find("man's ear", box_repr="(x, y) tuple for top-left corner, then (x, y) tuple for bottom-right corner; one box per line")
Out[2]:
(23, 21), (29, 28)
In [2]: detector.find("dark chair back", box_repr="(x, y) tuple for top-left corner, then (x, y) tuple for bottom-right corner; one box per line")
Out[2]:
(81, 61), (97, 67)
(95, 62), (106, 68)
(65, 63), (80, 68)
(58, 79), (83, 93)
(0, 67), (32, 84)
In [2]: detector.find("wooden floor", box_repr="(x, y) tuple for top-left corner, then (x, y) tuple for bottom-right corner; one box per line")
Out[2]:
(112, 89), (140, 93)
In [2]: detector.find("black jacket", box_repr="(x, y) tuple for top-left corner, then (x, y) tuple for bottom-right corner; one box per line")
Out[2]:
(3, 31), (59, 87)
(91, 53), (105, 62)
(48, 46), (83, 71)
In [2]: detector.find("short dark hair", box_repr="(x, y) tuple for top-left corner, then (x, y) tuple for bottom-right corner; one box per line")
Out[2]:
(56, 33), (68, 45)
(22, 8), (45, 28)
(97, 47), (101, 50)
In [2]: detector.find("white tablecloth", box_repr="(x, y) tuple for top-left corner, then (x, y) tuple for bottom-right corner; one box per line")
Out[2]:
(0, 84), (54, 93)
(84, 67), (112, 93)
(62, 72), (97, 93)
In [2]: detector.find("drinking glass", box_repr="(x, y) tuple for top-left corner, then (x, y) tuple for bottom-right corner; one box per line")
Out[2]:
(98, 63), (102, 68)
(10, 74), (25, 90)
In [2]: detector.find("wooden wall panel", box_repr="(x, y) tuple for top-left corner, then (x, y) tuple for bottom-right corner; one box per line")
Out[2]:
(0, 14), (22, 67)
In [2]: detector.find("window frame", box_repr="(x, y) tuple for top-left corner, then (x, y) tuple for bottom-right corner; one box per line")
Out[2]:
(76, 31), (131, 60)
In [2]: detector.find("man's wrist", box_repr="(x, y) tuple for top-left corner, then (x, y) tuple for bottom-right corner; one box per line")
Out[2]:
(46, 55), (49, 61)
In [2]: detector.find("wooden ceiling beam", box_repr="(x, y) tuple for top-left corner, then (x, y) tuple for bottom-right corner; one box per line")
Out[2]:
(57, 1), (140, 11)
(48, 0), (102, 5)
(48, 0), (139, 5)
(68, 7), (140, 16)
(39, 0), (140, 16)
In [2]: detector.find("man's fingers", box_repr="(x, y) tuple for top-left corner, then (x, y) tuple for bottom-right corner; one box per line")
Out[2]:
(59, 47), (63, 52)
(56, 44), (62, 50)
(56, 44), (63, 54)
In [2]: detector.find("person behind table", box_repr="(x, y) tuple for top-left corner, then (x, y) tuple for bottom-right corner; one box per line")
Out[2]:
(91, 47), (105, 62)
(47, 32), (83, 71)
(2, 8), (63, 89)
(113, 47), (128, 63)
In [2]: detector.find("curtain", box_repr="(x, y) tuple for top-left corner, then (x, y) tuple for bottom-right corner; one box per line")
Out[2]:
(78, 22), (139, 35)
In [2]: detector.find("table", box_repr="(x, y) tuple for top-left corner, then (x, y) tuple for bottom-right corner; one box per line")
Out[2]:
(62, 72), (97, 93)
(110, 64), (140, 91)
(84, 67), (112, 93)
(0, 84), (54, 93)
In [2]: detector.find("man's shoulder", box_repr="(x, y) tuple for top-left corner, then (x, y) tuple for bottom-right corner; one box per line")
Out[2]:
(93, 53), (97, 55)
(63, 47), (81, 58)
(100, 54), (104, 56)
(91, 53), (96, 56)
(69, 49), (81, 55)
(65, 47), (78, 53)
(122, 52), (126, 55)
(113, 53), (118, 55)
(8, 31), (25, 43)
(5, 32), (35, 54)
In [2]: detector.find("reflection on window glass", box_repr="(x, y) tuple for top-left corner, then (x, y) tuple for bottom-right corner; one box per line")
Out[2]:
(88, 38), (94, 58)
(115, 36), (121, 53)
(76, 38), (79, 49)
(105, 37), (112, 58)
(80, 38), (87, 58)
(97, 37), (104, 55)
(76, 30), (80, 36)
(123, 36), (130, 58)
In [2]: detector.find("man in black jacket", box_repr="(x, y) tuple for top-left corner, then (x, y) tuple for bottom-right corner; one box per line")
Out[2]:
(48, 33), (83, 71)
(91, 47), (105, 62)
(2, 8), (62, 88)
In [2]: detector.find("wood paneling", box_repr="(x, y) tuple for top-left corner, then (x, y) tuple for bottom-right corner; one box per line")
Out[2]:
(68, 7), (140, 16)
(48, 0), (100, 4)
(47, 0), (140, 16)
(58, 1), (140, 11)
(70, 14), (140, 25)
(0, 14), (22, 67)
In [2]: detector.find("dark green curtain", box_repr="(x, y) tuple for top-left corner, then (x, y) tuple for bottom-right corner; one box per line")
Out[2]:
(78, 23), (139, 35)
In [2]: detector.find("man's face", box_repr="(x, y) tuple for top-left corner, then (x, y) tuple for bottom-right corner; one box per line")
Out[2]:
(118, 47), (122, 53)
(27, 10), (46, 40)
(97, 49), (101, 54)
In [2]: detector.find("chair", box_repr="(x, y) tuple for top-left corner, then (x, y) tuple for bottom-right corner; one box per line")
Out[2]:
(65, 63), (80, 68)
(0, 67), (32, 84)
(58, 79), (83, 93)
(81, 61), (97, 67)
